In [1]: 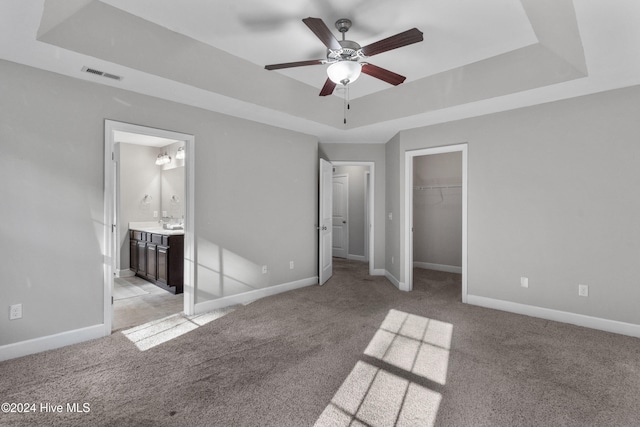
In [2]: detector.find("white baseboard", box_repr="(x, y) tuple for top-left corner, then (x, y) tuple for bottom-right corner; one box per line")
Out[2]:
(195, 276), (318, 314)
(372, 269), (386, 276)
(347, 254), (366, 262)
(116, 269), (135, 278)
(467, 295), (640, 338)
(413, 262), (462, 274)
(384, 270), (408, 291)
(0, 324), (105, 362)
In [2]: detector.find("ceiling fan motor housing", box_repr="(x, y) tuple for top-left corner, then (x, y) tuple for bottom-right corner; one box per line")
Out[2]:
(327, 40), (363, 62)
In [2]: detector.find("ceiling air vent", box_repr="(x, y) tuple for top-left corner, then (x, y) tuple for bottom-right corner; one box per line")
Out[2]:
(81, 66), (123, 81)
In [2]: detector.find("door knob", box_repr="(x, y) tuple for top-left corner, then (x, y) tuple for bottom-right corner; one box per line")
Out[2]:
(342, 220), (347, 224)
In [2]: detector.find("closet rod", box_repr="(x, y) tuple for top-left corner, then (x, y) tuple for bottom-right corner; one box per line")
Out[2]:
(413, 185), (462, 190)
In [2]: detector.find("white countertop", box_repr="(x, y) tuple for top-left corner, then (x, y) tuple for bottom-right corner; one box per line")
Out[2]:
(129, 221), (184, 236)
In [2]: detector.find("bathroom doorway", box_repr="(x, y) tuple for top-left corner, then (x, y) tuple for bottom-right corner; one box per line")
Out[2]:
(104, 121), (195, 335)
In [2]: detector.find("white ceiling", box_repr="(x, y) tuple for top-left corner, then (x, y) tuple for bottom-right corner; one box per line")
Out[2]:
(101, 0), (538, 99)
(2, 0), (640, 143)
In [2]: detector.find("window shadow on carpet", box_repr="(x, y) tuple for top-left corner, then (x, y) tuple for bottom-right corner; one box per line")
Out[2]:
(315, 309), (452, 426)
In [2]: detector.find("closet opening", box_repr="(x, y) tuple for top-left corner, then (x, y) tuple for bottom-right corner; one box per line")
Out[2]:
(404, 145), (467, 302)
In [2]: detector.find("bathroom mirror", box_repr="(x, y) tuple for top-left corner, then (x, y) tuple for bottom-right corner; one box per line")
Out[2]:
(161, 166), (185, 221)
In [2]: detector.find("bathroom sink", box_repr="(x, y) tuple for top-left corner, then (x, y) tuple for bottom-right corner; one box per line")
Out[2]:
(128, 222), (184, 235)
(163, 224), (183, 230)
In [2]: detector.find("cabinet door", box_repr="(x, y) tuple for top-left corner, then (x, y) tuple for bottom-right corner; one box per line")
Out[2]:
(137, 240), (147, 276)
(157, 246), (169, 284)
(146, 243), (157, 281)
(130, 239), (138, 272)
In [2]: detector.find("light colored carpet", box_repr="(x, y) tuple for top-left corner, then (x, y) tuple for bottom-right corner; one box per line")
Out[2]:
(0, 259), (638, 426)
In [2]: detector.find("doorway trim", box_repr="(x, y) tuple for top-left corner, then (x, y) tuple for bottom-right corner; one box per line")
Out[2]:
(331, 161), (375, 276)
(103, 120), (196, 336)
(364, 171), (370, 263)
(404, 144), (468, 302)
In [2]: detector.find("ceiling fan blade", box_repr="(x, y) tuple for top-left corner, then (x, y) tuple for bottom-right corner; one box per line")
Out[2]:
(361, 28), (423, 57)
(265, 59), (325, 70)
(319, 78), (337, 96)
(361, 63), (406, 86)
(303, 17), (342, 51)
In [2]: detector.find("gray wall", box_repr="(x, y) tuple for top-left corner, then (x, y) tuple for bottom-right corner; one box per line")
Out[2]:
(390, 85), (640, 325)
(0, 59), (317, 346)
(334, 165), (367, 258)
(319, 143), (386, 271)
(413, 153), (462, 268)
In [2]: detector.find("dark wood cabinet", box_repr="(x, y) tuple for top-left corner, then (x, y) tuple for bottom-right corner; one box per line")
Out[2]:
(157, 245), (169, 284)
(129, 230), (184, 294)
(146, 243), (157, 281)
(137, 240), (147, 276)
(130, 239), (138, 271)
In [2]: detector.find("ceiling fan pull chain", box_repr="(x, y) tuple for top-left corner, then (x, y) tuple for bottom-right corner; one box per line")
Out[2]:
(344, 85), (347, 124)
(344, 95), (347, 125)
(343, 84), (351, 125)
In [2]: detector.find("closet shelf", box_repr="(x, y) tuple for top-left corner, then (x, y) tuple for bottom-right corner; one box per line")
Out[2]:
(413, 185), (462, 190)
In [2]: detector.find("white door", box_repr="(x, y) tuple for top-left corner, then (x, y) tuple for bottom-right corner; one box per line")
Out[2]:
(319, 159), (333, 285)
(332, 175), (349, 258)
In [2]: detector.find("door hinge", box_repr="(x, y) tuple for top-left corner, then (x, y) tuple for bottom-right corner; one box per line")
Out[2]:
(111, 296), (114, 305)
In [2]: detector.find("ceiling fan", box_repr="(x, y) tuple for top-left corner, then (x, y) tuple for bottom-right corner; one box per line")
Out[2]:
(264, 17), (424, 96)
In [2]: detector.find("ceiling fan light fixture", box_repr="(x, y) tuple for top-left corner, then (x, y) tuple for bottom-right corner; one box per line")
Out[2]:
(327, 61), (362, 85)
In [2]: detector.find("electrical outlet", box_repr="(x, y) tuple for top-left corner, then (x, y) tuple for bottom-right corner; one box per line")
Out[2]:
(578, 284), (589, 297)
(262, 265), (268, 274)
(289, 261), (294, 270)
(388, 212), (393, 221)
(520, 277), (529, 288)
(153, 210), (158, 218)
(9, 304), (22, 320)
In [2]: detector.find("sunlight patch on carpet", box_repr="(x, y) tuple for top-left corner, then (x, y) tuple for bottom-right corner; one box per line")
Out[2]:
(315, 310), (451, 427)
(122, 306), (237, 351)
(366, 309), (452, 385)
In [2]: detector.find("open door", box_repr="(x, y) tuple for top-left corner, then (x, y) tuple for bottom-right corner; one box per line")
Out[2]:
(319, 159), (333, 285)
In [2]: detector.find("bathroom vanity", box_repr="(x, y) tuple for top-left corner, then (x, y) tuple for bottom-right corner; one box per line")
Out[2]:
(129, 225), (184, 294)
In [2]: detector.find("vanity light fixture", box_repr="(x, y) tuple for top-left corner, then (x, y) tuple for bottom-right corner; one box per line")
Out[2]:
(176, 146), (185, 160)
(155, 151), (171, 165)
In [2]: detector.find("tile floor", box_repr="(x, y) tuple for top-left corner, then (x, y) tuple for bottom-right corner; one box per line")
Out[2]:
(113, 275), (183, 331)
